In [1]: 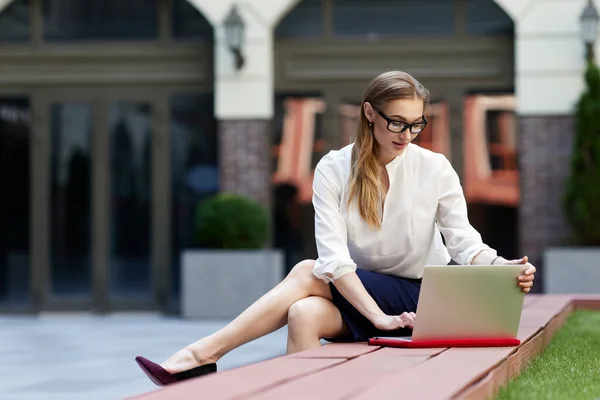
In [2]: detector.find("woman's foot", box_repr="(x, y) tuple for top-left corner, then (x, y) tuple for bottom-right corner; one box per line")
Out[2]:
(135, 354), (217, 387)
(160, 347), (218, 374)
(136, 341), (220, 386)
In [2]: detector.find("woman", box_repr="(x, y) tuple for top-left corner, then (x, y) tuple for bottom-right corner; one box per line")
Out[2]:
(135, 71), (536, 386)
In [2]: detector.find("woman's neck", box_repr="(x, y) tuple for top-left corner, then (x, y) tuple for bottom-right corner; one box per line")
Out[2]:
(378, 150), (396, 166)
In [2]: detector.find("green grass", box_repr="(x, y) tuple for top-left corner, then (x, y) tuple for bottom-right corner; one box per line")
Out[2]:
(495, 310), (600, 400)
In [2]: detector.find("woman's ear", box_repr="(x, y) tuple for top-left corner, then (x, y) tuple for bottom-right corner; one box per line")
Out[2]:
(363, 102), (374, 124)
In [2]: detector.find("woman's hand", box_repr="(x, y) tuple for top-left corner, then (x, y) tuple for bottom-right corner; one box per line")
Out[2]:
(502, 255), (536, 293)
(372, 312), (416, 330)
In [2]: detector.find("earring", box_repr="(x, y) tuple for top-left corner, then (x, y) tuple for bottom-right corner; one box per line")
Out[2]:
(369, 122), (373, 127)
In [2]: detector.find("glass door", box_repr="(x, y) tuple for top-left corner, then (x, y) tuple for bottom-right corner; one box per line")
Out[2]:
(106, 92), (170, 311)
(106, 100), (155, 304)
(0, 94), (33, 311)
(46, 99), (94, 308)
(37, 89), (169, 311)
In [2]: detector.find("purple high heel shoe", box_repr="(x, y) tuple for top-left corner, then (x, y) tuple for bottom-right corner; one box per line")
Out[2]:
(135, 356), (217, 386)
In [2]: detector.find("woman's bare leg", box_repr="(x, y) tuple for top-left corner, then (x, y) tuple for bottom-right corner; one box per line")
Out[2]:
(161, 259), (331, 373)
(286, 296), (349, 354)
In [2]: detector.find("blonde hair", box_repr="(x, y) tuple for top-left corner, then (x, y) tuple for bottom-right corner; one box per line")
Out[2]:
(347, 71), (430, 228)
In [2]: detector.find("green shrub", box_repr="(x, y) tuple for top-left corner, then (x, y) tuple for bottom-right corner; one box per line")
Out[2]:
(195, 193), (269, 249)
(562, 61), (600, 246)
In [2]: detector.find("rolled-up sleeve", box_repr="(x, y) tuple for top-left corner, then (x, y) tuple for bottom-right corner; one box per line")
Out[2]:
(312, 163), (357, 283)
(436, 156), (497, 265)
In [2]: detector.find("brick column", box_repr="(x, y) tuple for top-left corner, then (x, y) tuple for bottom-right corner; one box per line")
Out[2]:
(218, 119), (272, 209)
(518, 115), (574, 292)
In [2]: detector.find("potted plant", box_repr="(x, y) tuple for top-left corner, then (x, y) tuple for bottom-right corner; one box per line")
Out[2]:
(544, 61), (600, 293)
(181, 193), (284, 318)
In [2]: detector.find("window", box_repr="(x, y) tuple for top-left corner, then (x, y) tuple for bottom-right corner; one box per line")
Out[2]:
(172, 0), (213, 40)
(1, 0), (214, 43)
(275, 0), (323, 38)
(0, 0), (30, 42)
(42, 0), (159, 41)
(466, 0), (513, 35)
(333, 0), (454, 37)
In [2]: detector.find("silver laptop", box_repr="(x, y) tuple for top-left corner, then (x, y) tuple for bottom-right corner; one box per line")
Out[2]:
(377, 264), (527, 341)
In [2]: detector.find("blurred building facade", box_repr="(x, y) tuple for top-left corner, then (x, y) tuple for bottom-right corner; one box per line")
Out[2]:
(0, 0), (594, 313)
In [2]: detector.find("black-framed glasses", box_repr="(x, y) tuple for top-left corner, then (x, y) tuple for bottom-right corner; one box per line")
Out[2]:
(374, 107), (428, 134)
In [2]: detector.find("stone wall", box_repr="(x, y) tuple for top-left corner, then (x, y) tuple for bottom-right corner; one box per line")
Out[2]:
(218, 119), (272, 209)
(518, 115), (574, 291)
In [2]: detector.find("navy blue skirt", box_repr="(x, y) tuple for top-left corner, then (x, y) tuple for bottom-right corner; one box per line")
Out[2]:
(328, 268), (422, 342)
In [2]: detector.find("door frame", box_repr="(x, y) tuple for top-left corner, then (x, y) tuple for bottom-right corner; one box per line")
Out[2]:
(32, 87), (172, 312)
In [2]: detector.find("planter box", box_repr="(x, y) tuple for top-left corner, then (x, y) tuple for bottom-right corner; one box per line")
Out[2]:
(181, 249), (284, 319)
(544, 247), (600, 294)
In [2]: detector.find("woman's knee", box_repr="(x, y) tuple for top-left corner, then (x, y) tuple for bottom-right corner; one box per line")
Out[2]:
(288, 297), (347, 340)
(287, 298), (320, 335)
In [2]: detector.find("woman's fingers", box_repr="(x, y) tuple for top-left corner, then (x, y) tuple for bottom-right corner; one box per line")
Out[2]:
(401, 312), (415, 328)
(390, 316), (405, 330)
(524, 264), (536, 275)
(519, 274), (535, 282)
(497, 254), (535, 294)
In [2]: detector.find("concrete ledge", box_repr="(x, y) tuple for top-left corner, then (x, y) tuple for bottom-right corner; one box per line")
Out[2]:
(181, 249), (284, 319)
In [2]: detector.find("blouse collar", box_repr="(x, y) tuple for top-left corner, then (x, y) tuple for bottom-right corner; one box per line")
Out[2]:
(384, 144), (411, 172)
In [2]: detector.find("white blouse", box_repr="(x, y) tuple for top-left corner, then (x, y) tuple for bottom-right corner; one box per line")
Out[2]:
(312, 143), (497, 283)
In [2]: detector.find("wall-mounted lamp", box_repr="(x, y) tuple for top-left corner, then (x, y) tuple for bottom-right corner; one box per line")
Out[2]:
(580, 0), (599, 62)
(224, 4), (245, 70)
